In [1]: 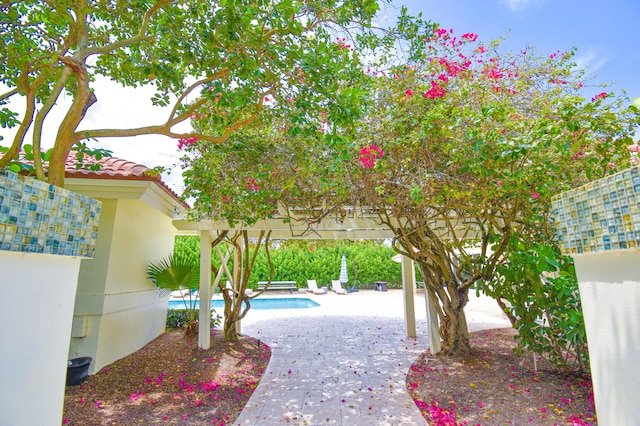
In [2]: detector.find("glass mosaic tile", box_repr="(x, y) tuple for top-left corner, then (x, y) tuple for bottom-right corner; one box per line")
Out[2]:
(0, 171), (101, 258)
(552, 165), (640, 255)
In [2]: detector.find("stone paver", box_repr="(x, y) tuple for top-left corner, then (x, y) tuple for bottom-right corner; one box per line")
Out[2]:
(232, 290), (510, 426)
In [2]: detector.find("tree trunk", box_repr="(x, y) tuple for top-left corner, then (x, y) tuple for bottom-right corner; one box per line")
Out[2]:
(221, 289), (241, 342)
(424, 273), (473, 355)
(219, 230), (269, 342)
(439, 302), (471, 355)
(496, 297), (517, 326)
(224, 316), (239, 342)
(48, 63), (97, 187)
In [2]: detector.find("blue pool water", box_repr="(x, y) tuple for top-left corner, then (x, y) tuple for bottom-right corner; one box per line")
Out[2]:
(168, 297), (320, 310)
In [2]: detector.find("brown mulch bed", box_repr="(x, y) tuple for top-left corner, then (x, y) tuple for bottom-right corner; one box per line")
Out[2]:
(407, 328), (596, 425)
(63, 326), (596, 425)
(62, 329), (270, 425)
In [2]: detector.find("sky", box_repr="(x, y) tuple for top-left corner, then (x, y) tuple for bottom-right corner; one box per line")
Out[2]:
(2, 0), (639, 193)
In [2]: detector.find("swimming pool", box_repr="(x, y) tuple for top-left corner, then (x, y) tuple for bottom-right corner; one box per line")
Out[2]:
(168, 297), (320, 310)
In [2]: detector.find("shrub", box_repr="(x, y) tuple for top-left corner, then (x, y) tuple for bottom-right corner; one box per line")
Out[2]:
(166, 309), (221, 330)
(483, 241), (589, 373)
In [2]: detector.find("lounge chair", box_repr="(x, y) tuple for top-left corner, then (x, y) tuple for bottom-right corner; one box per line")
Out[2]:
(331, 280), (348, 295)
(170, 289), (190, 299)
(306, 280), (326, 295)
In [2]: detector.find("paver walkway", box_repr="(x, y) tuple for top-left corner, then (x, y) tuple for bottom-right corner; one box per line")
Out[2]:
(233, 290), (510, 425)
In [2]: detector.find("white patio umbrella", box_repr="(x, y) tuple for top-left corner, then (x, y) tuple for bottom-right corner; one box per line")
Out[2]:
(339, 255), (348, 284)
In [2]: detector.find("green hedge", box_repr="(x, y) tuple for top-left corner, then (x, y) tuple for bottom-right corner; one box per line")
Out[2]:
(174, 238), (404, 289)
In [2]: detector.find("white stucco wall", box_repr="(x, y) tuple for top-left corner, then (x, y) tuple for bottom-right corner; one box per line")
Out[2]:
(68, 189), (178, 373)
(0, 251), (82, 426)
(573, 249), (640, 426)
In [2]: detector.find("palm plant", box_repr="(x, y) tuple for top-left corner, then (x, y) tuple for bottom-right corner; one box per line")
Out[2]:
(147, 254), (200, 335)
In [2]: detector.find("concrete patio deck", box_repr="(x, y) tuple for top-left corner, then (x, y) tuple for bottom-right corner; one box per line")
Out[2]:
(233, 289), (510, 425)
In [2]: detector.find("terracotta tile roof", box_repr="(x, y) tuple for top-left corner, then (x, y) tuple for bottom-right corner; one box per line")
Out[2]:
(65, 154), (160, 180)
(19, 151), (185, 207)
(64, 153), (186, 206)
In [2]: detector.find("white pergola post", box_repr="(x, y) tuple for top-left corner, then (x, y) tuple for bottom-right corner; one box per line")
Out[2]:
(401, 255), (417, 338)
(424, 288), (441, 354)
(198, 230), (212, 349)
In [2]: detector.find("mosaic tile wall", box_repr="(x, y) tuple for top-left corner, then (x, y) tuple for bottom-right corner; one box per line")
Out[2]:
(552, 166), (640, 254)
(0, 171), (101, 257)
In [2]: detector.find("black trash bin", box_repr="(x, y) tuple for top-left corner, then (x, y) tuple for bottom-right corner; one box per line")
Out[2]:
(67, 357), (92, 386)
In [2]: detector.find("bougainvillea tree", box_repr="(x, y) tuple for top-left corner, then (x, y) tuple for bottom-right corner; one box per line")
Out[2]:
(0, 0), (383, 186)
(178, 12), (639, 353)
(349, 28), (639, 355)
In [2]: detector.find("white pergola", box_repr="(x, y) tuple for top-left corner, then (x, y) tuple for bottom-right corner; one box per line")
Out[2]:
(173, 211), (441, 352)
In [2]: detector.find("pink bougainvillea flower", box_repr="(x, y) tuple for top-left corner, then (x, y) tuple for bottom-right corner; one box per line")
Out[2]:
(434, 28), (448, 38)
(592, 92), (607, 101)
(461, 32), (478, 42)
(438, 58), (466, 77)
(404, 89), (414, 98)
(359, 145), (385, 168)
(177, 137), (198, 150)
(531, 192), (540, 199)
(424, 81), (446, 100)
(485, 67), (504, 79)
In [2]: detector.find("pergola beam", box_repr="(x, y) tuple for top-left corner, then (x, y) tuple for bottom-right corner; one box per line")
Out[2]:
(174, 216), (393, 237)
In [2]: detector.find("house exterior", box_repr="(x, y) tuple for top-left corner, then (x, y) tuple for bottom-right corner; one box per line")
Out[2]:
(64, 155), (187, 374)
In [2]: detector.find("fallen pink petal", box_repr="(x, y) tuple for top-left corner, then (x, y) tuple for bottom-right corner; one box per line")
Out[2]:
(407, 328), (596, 425)
(63, 330), (270, 424)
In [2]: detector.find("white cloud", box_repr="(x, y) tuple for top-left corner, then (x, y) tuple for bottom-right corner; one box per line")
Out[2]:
(498, 0), (543, 12)
(573, 48), (609, 74)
